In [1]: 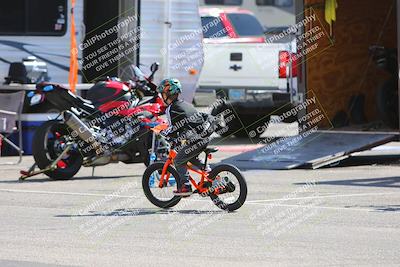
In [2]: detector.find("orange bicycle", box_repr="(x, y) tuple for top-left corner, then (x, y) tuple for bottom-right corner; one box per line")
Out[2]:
(142, 147), (247, 211)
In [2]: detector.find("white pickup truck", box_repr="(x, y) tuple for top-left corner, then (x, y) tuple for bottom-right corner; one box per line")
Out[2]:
(198, 7), (299, 137)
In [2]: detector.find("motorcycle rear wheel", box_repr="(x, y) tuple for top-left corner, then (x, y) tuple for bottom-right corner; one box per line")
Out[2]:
(32, 120), (82, 180)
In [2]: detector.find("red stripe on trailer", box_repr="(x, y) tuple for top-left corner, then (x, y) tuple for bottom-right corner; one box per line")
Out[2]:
(217, 144), (264, 153)
(204, 37), (265, 44)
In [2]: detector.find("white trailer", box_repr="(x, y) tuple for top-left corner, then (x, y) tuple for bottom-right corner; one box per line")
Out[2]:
(0, 0), (203, 102)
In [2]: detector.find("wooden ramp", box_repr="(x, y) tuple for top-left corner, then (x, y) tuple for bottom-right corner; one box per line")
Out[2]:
(221, 131), (397, 170)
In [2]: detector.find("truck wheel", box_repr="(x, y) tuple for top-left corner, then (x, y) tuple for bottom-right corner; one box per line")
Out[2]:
(376, 79), (399, 128)
(233, 118), (267, 139)
(211, 104), (268, 138)
(211, 104), (242, 138)
(233, 114), (271, 138)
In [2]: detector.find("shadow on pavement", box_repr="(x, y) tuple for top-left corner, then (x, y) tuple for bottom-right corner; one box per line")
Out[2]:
(55, 208), (226, 218)
(0, 175), (140, 184)
(322, 156), (400, 168)
(369, 205), (400, 212)
(343, 204), (400, 212)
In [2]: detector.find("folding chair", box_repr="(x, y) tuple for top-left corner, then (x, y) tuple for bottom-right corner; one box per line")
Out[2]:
(0, 91), (25, 164)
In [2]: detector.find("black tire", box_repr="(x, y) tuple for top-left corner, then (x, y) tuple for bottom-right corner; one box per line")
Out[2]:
(232, 128), (251, 138)
(211, 104), (242, 138)
(143, 151), (151, 167)
(233, 122), (262, 138)
(376, 79), (399, 128)
(208, 164), (247, 211)
(232, 116), (269, 139)
(142, 162), (182, 208)
(211, 103), (269, 138)
(32, 120), (82, 180)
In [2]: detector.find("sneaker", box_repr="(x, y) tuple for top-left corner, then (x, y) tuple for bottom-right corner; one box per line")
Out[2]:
(173, 184), (193, 197)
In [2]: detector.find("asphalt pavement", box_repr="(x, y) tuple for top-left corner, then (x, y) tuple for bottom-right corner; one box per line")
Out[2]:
(0, 140), (399, 266)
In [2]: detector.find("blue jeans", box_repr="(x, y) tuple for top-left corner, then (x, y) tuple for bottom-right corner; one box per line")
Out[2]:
(174, 141), (208, 186)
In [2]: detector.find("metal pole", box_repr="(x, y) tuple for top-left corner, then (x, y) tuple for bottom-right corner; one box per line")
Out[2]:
(296, 0), (307, 127)
(397, 0), (400, 133)
(289, 41), (294, 104)
(118, 0), (139, 79)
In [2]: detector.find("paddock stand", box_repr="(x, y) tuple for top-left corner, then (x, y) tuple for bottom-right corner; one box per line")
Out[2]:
(19, 144), (72, 181)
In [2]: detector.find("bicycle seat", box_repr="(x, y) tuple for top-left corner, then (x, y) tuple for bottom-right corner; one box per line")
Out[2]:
(204, 147), (218, 154)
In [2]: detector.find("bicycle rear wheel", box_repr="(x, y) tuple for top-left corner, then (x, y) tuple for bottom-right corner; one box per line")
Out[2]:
(208, 164), (247, 211)
(142, 162), (182, 209)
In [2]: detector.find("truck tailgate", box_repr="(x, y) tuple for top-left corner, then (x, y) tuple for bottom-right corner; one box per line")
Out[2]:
(199, 42), (289, 89)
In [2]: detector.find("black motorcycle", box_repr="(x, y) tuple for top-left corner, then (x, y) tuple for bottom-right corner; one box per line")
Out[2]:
(21, 63), (169, 180)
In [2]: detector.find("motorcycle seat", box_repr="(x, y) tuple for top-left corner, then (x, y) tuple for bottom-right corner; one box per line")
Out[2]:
(75, 95), (93, 105)
(65, 90), (96, 113)
(36, 83), (94, 105)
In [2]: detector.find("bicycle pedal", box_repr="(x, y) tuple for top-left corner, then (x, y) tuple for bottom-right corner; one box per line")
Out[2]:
(201, 191), (211, 197)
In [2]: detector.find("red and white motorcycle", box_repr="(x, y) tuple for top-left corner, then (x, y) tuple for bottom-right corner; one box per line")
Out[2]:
(21, 63), (169, 180)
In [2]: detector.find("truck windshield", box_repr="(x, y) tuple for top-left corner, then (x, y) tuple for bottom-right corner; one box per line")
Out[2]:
(227, 13), (264, 36)
(201, 16), (228, 38)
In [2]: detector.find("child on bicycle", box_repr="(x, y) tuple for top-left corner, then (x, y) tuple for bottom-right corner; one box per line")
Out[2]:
(157, 78), (214, 196)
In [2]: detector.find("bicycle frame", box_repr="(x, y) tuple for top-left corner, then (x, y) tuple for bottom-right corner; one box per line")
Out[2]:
(158, 149), (214, 194)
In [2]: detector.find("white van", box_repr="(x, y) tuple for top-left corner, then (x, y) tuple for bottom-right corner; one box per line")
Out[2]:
(0, 0), (203, 102)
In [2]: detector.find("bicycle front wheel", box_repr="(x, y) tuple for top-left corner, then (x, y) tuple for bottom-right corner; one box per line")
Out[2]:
(142, 162), (182, 209)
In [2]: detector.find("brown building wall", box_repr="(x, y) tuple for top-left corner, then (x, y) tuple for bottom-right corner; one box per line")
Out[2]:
(303, 0), (397, 127)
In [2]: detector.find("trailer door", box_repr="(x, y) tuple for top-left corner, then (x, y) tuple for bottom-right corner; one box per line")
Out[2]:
(140, 0), (204, 103)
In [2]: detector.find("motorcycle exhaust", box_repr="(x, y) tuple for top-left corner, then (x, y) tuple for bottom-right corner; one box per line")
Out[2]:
(83, 153), (130, 167)
(62, 111), (102, 153)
